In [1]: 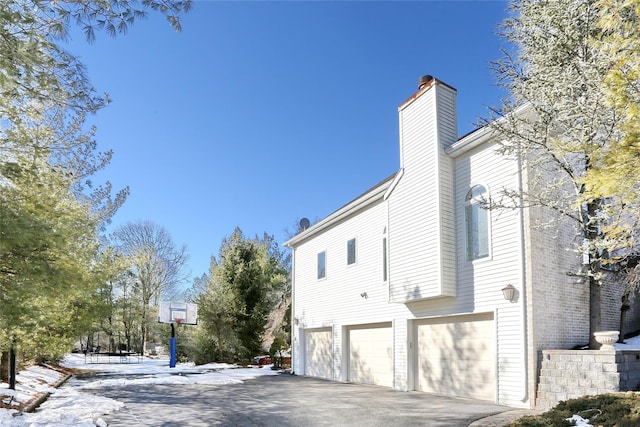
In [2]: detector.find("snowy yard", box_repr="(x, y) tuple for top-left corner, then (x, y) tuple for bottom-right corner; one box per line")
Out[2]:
(0, 353), (280, 426)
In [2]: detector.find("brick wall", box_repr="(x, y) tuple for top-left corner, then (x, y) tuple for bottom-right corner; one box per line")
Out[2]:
(601, 274), (640, 336)
(536, 349), (640, 409)
(527, 205), (589, 351)
(624, 292), (640, 336)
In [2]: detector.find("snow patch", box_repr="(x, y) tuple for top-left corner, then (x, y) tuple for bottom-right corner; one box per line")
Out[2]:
(1, 354), (281, 426)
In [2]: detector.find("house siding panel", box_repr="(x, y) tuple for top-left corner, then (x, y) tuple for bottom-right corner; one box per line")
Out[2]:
(292, 200), (407, 377)
(388, 83), (457, 303)
(453, 141), (526, 406)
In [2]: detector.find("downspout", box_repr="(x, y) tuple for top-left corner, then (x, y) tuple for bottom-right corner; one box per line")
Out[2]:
(517, 147), (529, 403)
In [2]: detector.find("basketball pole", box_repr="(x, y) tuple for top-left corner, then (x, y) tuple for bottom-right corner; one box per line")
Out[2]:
(169, 323), (177, 368)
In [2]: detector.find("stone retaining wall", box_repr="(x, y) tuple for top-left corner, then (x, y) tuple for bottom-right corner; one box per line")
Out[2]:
(536, 349), (640, 409)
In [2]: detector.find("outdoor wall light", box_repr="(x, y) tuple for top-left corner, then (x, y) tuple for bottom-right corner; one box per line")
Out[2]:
(360, 292), (368, 299)
(501, 284), (516, 302)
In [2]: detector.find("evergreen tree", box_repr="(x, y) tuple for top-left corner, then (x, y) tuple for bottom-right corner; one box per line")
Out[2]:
(583, 0), (640, 203)
(197, 228), (288, 361)
(0, 156), (102, 362)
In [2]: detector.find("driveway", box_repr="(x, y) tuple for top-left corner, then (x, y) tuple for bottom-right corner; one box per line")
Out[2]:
(94, 374), (514, 426)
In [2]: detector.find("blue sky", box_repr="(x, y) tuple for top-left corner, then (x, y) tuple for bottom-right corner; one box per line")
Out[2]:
(64, 1), (510, 282)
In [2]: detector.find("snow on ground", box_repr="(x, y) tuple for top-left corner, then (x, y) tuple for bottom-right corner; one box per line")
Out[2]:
(1, 336), (639, 426)
(612, 334), (640, 350)
(0, 365), (66, 410)
(0, 353), (281, 426)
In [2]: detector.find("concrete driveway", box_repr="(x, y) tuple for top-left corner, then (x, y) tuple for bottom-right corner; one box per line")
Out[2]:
(96, 374), (518, 426)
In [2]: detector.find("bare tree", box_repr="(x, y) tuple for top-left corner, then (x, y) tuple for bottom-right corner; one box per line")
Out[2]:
(111, 220), (189, 353)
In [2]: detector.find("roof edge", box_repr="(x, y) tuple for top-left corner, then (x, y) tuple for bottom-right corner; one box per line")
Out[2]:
(284, 172), (397, 248)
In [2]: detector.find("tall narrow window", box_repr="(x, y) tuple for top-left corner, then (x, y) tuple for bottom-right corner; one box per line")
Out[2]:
(382, 236), (388, 282)
(465, 185), (490, 260)
(317, 251), (326, 279)
(347, 238), (356, 265)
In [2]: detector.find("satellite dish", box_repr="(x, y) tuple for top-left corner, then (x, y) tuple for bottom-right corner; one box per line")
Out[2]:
(299, 218), (310, 231)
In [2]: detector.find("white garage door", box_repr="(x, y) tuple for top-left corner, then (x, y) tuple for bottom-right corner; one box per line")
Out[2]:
(415, 313), (495, 401)
(304, 328), (333, 380)
(349, 323), (393, 387)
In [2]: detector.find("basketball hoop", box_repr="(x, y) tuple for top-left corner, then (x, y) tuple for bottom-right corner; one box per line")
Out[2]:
(159, 302), (198, 369)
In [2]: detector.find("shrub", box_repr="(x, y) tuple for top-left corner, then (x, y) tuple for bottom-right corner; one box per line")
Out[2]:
(508, 393), (640, 427)
(269, 337), (289, 369)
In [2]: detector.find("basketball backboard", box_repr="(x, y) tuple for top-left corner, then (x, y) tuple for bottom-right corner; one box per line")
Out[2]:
(158, 302), (198, 325)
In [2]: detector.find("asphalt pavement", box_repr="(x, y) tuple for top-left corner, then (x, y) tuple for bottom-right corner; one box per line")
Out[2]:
(84, 374), (536, 426)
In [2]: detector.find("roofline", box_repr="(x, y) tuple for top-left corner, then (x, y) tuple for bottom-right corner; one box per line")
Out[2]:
(446, 103), (532, 157)
(283, 173), (397, 248)
(283, 93), (530, 248)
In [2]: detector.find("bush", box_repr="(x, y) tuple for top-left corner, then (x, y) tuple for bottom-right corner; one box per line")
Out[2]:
(269, 337), (289, 369)
(509, 393), (640, 427)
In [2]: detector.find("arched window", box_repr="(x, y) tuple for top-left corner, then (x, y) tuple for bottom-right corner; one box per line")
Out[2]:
(465, 185), (489, 260)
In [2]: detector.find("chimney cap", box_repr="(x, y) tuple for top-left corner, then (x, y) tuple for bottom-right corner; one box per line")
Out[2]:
(418, 75), (434, 89)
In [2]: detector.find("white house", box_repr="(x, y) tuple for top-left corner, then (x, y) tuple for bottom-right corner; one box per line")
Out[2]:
(283, 75), (637, 408)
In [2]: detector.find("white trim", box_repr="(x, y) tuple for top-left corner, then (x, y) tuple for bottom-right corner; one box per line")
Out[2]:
(347, 237), (357, 266)
(284, 179), (392, 248)
(447, 103), (532, 158)
(317, 250), (327, 280)
(464, 183), (492, 262)
(291, 248), (296, 374)
(433, 85), (445, 295)
(516, 145), (529, 403)
(383, 168), (404, 200)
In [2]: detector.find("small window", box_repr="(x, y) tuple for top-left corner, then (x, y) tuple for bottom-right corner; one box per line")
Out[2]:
(382, 237), (388, 282)
(465, 185), (490, 260)
(347, 238), (356, 265)
(317, 251), (326, 279)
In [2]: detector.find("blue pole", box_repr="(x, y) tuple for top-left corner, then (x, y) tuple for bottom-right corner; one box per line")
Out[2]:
(170, 323), (177, 368)
(170, 337), (177, 368)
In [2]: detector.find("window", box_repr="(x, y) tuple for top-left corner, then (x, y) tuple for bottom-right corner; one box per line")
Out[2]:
(465, 185), (490, 260)
(317, 251), (326, 279)
(382, 236), (388, 282)
(347, 238), (356, 265)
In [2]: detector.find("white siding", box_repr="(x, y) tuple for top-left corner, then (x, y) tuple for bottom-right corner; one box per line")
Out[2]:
(454, 141), (522, 310)
(288, 78), (531, 407)
(497, 307), (527, 407)
(453, 140), (527, 407)
(388, 83), (457, 303)
(436, 86), (458, 294)
(291, 199), (412, 385)
(292, 199), (398, 328)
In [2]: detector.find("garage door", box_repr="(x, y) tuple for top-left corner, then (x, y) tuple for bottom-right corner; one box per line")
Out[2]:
(304, 328), (333, 380)
(415, 313), (495, 401)
(349, 323), (393, 387)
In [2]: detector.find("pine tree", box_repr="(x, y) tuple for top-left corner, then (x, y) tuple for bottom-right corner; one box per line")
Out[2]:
(584, 0), (640, 203)
(197, 228), (288, 361)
